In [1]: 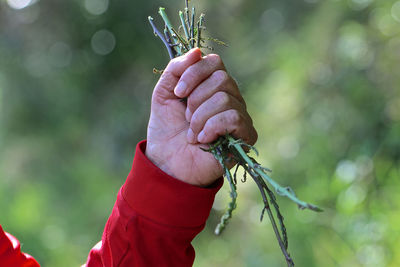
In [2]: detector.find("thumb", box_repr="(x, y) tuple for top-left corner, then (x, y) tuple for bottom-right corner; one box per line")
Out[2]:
(164, 48), (202, 78)
(154, 48), (202, 99)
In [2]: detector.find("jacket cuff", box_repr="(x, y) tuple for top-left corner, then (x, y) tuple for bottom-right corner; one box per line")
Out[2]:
(122, 140), (223, 228)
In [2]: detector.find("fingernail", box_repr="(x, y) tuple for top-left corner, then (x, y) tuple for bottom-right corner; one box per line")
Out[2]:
(174, 81), (187, 97)
(188, 47), (200, 54)
(185, 108), (192, 122)
(187, 128), (196, 144)
(197, 131), (206, 143)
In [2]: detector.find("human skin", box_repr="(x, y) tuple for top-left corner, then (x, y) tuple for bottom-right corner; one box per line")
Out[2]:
(146, 48), (258, 187)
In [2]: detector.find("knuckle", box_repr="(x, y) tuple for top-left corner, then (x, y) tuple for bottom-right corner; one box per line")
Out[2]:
(182, 67), (196, 82)
(212, 70), (229, 86)
(214, 91), (231, 107)
(169, 57), (178, 64)
(156, 74), (176, 91)
(187, 96), (198, 113)
(204, 116), (217, 131)
(229, 109), (243, 126)
(207, 54), (223, 66)
(160, 69), (172, 80)
(168, 57), (180, 68)
(190, 114), (202, 132)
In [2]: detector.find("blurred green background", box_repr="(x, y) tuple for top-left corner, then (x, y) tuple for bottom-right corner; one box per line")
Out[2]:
(0, 0), (399, 266)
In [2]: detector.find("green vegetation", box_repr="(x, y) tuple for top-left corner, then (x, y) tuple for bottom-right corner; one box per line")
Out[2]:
(148, 5), (322, 265)
(1, 0), (399, 266)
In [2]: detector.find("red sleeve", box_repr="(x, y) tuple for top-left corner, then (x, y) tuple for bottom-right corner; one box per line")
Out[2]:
(85, 140), (223, 267)
(0, 225), (40, 267)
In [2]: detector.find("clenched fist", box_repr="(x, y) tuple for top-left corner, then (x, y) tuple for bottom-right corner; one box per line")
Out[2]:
(146, 48), (257, 187)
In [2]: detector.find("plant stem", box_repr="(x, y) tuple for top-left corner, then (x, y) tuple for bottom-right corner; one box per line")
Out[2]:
(179, 11), (191, 48)
(191, 7), (195, 48)
(206, 139), (238, 236)
(148, 4), (322, 266)
(197, 14), (205, 48)
(227, 135), (322, 212)
(171, 27), (190, 52)
(148, 16), (175, 59)
(235, 156), (293, 266)
(159, 7), (182, 55)
(214, 154), (237, 235)
(184, 0), (190, 31)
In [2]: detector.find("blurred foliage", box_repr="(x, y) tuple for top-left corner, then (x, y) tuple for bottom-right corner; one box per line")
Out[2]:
(0, 0), (399, 266)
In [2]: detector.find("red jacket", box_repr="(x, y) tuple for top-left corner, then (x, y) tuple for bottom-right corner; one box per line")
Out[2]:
(0, 141), (222, 266)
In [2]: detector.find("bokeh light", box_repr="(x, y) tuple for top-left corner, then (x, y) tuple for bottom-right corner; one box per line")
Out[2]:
(1, 0), (400, 266)
(277, 136), (300, 159)
(48, 42), (72, 68)
(391, 1), (400, 22)
(91, 29), (116, 55)
(260, 8), (285, 34)
(350, 0), (373, 11)
(84, 0), (109, 16)
(7, 0), (32, 10)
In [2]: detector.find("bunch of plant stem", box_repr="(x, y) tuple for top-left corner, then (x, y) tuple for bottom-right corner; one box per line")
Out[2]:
(148, 2), (322, 266)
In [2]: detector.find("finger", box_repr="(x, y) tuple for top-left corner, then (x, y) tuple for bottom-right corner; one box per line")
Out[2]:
(174, 54), (225, 98)
(185, 70), (245, 122)
(153, 48), (202, 101)
(196, 109), (258, 145)
(187, 92), (249, 143)
(164, 48), (202, 78)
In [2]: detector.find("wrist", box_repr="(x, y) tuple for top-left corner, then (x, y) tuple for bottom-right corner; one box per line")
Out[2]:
(145, 142), (214, 187)
(145, 148), (173, 179)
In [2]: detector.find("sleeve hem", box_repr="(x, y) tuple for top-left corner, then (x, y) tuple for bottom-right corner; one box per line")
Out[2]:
(121, 140), (223, 228)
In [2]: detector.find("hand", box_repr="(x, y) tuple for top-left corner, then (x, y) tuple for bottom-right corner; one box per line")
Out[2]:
(146, 48), (257, 187)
